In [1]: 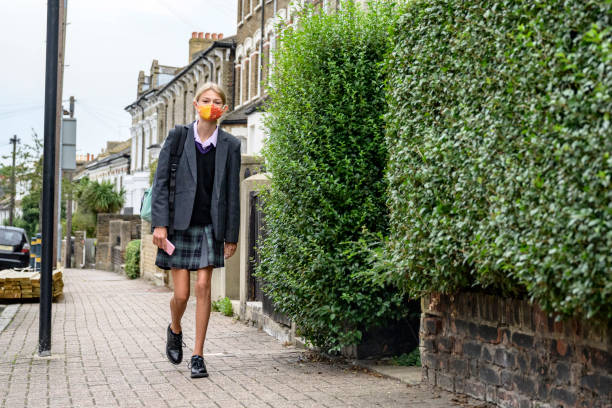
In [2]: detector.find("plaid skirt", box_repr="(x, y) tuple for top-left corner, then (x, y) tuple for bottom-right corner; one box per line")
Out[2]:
(155, 224), (224, 271)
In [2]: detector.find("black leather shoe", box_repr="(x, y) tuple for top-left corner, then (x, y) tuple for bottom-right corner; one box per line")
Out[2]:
(166, 324), (184, 365)
(188, 355), (209, 378)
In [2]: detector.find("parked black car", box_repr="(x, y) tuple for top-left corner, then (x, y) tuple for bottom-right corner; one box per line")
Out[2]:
(0, 226), (30, 270)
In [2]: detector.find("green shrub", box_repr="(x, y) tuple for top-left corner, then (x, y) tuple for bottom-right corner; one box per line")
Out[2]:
(391, 349), (421, 367)
(71, 211), (96, 237)
(257, 1), (406, 353)
(211, 297), (234, 317)
(385, 0), (612, 321)
(125, 240), (140, 279)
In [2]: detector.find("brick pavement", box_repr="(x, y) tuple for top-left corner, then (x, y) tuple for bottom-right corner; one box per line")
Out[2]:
(0, 268), (485, 408)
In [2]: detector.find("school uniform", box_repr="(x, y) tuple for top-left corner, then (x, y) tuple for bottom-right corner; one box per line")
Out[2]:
(150, 121), (241, 270)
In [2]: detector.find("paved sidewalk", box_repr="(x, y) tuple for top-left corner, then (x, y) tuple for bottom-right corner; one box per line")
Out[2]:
(0, 268), (484, 408)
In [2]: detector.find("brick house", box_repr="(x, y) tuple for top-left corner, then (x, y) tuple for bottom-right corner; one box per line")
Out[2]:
(222, 0), (349, 155)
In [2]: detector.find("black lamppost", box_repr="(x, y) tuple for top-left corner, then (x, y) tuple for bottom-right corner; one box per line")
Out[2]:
(39, 0), (60, 357)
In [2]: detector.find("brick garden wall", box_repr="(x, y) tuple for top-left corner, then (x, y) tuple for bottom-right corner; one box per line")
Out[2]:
(421, 292), (611, 408)
(111, 246), (123, 273)
(60, 232), (85, 268)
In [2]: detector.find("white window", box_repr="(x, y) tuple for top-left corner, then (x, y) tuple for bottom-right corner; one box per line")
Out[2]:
(248, 124), (256, 155)
(134, 135), (139, 170)
(253, 50), (260, 98)
(245, 0), (252, 18)
(246, 57), (251, 103)
(239, 136), (247, 154)
(238, 59), (244, 106)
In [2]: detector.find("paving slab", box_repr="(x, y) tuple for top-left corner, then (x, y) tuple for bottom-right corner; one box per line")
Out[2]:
(0, 304), (20, 333)
(0, 268), (487, 408)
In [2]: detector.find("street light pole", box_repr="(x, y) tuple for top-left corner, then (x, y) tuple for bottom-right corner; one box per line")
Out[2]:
(39, 0), (60, 357)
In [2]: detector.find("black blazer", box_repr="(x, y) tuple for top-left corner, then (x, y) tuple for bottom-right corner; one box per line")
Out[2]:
(151, 122), (241, 243)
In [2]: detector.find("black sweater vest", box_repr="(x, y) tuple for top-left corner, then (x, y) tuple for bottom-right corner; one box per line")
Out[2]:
(189, 145), (216, 226)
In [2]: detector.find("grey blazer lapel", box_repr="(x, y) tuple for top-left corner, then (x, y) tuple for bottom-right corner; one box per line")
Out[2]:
(185, 123), (197, 183)
(213, 130), (229, 199)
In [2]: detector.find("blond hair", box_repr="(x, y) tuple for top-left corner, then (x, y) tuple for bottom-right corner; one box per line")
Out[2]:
(193, 82), (227, 105)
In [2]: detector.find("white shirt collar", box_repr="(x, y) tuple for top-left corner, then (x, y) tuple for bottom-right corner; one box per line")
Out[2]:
(193, 120), (218, 148)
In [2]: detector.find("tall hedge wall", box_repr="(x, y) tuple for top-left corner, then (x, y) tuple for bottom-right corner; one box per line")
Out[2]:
(385, 0), (611, 321)
(257, 2), (405, 352)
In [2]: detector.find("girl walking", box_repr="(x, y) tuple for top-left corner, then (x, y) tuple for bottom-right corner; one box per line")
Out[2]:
(150, 82), (241, 378)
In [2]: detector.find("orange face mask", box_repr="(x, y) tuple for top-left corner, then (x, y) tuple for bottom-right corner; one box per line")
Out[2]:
(197, 104), (225, 121)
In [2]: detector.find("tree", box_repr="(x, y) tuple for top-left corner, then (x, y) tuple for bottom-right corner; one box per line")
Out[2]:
(77, 178), (125, 214)
(3, 192), (39, 238)
(0, 130), (43, 200)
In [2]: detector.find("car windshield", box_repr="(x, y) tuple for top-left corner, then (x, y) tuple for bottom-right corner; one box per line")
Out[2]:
(0, 230), (22, 245)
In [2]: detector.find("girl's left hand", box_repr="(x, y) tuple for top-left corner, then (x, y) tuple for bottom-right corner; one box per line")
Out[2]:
(224, 242), (237, 259)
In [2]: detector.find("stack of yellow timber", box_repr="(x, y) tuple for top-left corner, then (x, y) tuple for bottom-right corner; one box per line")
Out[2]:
(52, 270), (63, 297)
(0, 271), (36, 299)
(0, 269), (64, 300)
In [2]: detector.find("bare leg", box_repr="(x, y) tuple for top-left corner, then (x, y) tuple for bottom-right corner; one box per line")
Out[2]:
(193, 266), (213, 356)
(170, 268), (190, 334)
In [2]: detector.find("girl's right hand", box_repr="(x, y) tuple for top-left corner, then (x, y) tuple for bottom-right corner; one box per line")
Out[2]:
(152, 227), (168, 249)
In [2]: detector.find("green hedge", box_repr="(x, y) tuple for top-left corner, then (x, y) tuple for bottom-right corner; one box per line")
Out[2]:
(257, 1), (405, 352)
(125, 240), (141, 279)
(385, 0), (611, 321)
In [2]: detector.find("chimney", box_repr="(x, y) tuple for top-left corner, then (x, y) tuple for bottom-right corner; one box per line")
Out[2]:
(150, 59), (159, 88)
(188, 32), (214, 62)
(212, 33), (218, 40)
(136, 70), (145, 97)
(218, 33), (224, 40)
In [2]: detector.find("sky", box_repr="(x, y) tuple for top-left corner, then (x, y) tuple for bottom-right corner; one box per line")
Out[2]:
(0, 0), (237, 166)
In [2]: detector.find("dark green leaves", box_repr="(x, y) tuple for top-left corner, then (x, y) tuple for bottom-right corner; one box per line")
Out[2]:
(76, 177), (125, 215)
(385, 0), (612, 322)
(257, 1), (405, 353)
